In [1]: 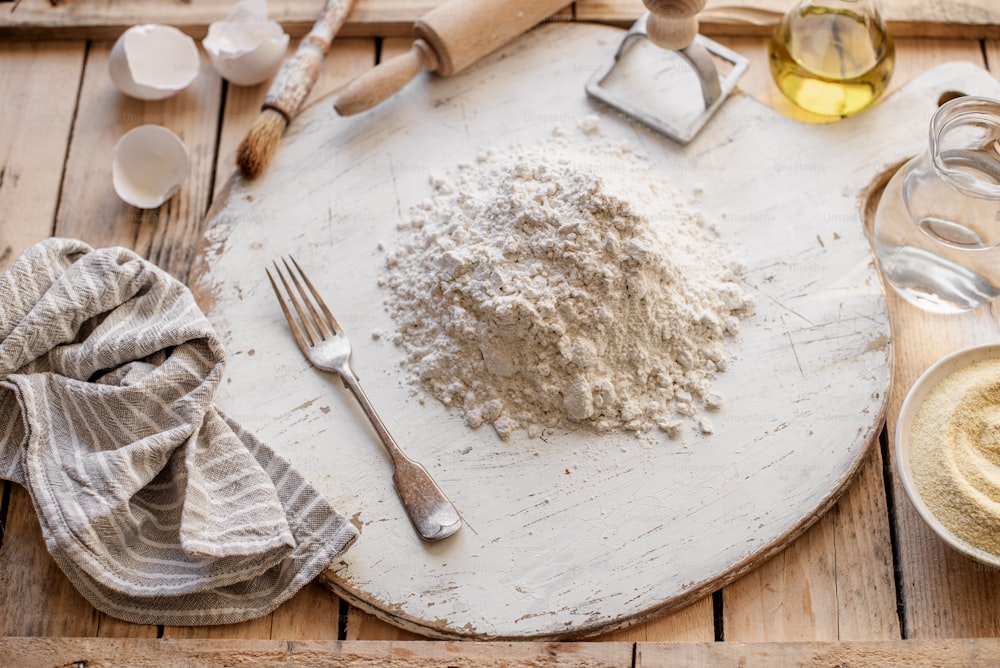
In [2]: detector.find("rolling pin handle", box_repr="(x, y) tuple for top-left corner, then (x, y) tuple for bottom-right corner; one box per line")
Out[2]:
(334, 39), (440, 116)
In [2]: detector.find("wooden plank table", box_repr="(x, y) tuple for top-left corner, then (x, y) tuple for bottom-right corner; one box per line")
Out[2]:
(1, 1), (999, 665)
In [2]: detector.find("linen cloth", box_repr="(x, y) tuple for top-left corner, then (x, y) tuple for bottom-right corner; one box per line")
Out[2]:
(0, 238), (358, 625)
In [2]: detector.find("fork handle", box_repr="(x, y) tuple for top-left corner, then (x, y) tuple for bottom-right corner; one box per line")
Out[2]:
(340, 373), (462, 541)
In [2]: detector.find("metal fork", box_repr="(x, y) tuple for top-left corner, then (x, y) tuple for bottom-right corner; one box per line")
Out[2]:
(266, 257), (462, 541)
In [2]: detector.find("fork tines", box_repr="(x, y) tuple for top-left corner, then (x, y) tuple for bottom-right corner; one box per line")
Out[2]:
(266, 256), (342, 349)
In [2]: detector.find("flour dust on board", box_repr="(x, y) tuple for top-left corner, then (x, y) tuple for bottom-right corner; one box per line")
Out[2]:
(380, 118), (755, 441)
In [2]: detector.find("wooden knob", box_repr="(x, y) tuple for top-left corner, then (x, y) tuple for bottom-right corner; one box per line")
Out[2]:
(646, 14), (699, 51)
(642, 0), (707, 19)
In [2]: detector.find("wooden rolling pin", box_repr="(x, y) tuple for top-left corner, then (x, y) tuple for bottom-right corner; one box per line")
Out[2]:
(334, 0), (573, 116)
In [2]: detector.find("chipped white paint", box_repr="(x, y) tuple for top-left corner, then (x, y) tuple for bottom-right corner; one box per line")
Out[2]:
(194, 23), (1000, 639)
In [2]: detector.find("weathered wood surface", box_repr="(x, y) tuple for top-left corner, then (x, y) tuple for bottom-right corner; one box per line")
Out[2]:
(192, 19), (916, 639)
(0, 36), (379, 640)
(0, 638), (633, 668)
(581, 0), (1000, 37)
(0, 39), (109, 639)
(1, 10), (1000, 658)
(2, 637), (1000, 667)
(3, 0), (1000, 39)
(636, 638), (1000, 667)
(858, 40), (1000, 642)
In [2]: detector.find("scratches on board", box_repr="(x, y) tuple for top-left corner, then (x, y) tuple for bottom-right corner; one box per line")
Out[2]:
(786, 331), (805, 377)
(292, 398), (316, 412)
(866, 334), (889, 353)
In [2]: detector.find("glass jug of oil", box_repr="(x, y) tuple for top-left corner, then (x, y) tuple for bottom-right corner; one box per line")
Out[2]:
(769, 0), (894, 118)
(873, 96), (1000, 313)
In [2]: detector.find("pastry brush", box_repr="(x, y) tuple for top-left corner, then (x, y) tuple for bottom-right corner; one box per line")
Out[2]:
(237, 0), (355, 179)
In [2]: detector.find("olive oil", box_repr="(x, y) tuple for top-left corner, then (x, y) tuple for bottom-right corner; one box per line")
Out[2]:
(769, 3), (894, 118)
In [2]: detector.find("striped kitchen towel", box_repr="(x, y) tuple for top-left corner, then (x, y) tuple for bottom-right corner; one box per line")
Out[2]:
(0, 238), (358, 625)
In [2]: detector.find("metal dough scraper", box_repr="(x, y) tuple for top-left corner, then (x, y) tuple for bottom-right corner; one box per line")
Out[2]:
(586, 4), (749, 144)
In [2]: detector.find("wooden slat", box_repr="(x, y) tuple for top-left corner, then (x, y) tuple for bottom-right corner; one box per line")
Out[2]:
(2, 637), (1000, 666)
(704, 38), (900, 645)
(575, 0), (1000, 37)
(595, 597), (715, 643)
(723, 515), (840, 641)
(720, 450), (899, 641)
(830, 446), (901, 640)
(54, 42), (223, 281)
(863, 39), (1000, 640)
(723, 509), (847, 641)
(0, 40), (83, 271)
(0, 488), (102, 636)
(346, 606), (425, 641)
(716, 36), (994, 644)
(0, 638), (633, 667)
(0, 38), (102, 639)
(0, 0), (435, 40)
(708, 36), (994, 646)
(48, 38), (229, 639)
(163, 616), (273, 641)
(637, 638), (1000, 667)
(270, 583), (347, 640)
(4, 0), (1000, 40)
(3, 35), (225, 639)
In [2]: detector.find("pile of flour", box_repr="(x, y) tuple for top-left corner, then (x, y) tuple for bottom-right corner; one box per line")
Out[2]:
(381, 120), (754, 440)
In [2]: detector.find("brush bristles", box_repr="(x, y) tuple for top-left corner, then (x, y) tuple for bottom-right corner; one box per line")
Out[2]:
(236, 109), (289, 180)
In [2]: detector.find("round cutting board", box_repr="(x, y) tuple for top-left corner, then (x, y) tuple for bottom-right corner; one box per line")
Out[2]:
(194, 23), (1000, 639)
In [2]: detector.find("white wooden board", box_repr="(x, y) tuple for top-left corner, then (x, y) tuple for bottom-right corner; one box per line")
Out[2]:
(194, 23), (1000, 639)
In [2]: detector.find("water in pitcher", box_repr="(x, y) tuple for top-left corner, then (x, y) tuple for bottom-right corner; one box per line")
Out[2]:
(873, 98), (1000, 313)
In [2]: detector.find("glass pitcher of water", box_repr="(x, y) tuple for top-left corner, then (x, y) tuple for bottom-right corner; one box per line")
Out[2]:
(873, 95), (1000, 313)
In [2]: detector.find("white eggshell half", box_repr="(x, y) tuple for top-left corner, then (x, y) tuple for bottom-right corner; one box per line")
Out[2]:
(203, 0), (289, 86)
(112, 125), (190, 209)
(109, 24), (200, 100)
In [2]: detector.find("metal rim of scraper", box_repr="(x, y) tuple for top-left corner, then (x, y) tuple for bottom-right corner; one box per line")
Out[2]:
(586, 13), (749, 144)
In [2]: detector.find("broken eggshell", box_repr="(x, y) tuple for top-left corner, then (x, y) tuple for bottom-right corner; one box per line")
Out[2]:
(112, 125), (190, 209)
(203, 0), (289, 86)
(108, 24), (200, 100)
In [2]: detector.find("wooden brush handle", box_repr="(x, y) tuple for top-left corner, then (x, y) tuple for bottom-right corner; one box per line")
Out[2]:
(263, 0), (355, 121)
(643, 0), (705, 51)
(334, 0), (572, 116)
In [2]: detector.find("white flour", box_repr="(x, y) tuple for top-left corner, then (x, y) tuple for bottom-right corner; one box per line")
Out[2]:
(381, 120), (754, 440)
